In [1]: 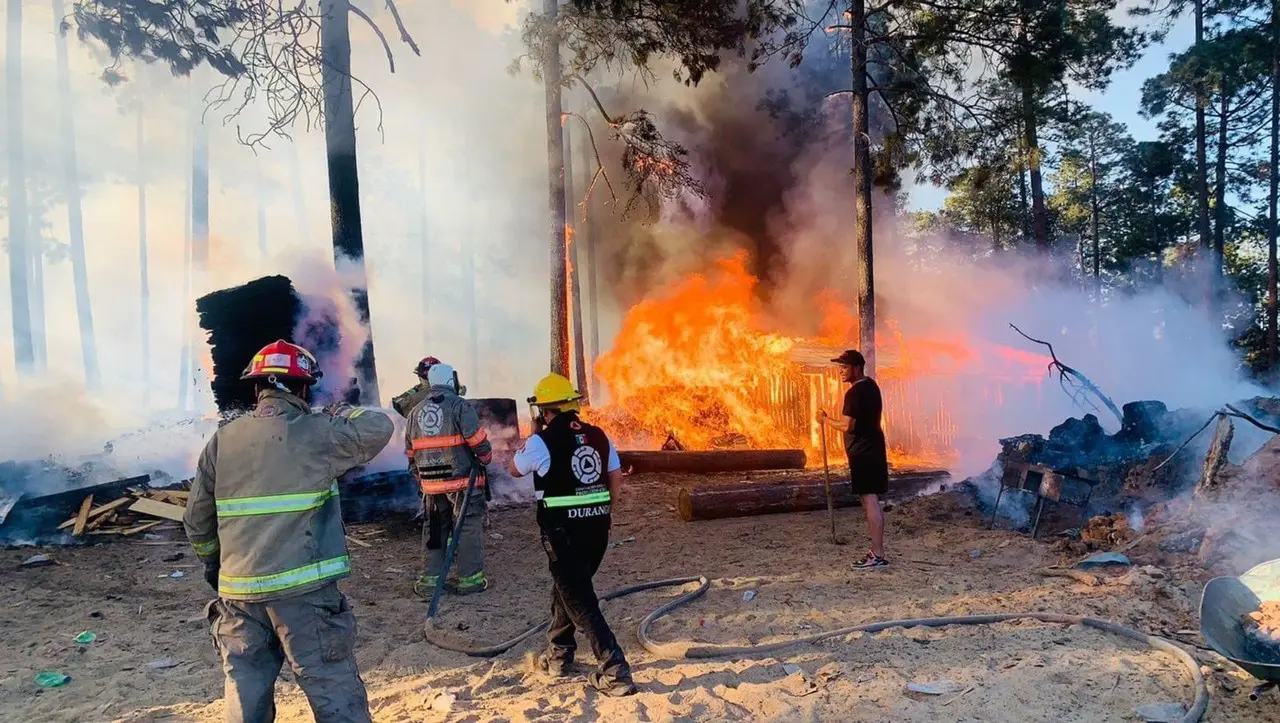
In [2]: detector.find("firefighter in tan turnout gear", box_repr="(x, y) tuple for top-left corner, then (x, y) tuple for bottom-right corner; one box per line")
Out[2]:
(183, 339), (395, 723)
(406, 361), (493, 597)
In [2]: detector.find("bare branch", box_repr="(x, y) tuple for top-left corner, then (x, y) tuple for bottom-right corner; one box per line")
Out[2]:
(563, 110), (619, 213)
(382, 0), (420, 56)
(349, 4), (394, 74)
(1008, 323), (1124, 425)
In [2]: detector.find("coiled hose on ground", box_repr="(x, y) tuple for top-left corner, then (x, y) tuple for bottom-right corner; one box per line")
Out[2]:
(421, 471), (1206, 721)
(425, 570), (1208, 722)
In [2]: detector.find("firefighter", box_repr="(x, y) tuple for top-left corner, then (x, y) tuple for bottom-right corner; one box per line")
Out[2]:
(391, 356), (442, 417)
(183, 339), (395, 723)
(406, 362), (493, 597)
(507, 373), (637, 697)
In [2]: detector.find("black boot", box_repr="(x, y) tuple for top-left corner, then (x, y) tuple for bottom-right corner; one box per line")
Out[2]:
(588, 670), (637, 697)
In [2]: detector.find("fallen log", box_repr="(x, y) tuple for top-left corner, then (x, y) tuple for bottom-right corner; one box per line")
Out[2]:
(677, 470), (951, 522)
(620, 449), (807, 475)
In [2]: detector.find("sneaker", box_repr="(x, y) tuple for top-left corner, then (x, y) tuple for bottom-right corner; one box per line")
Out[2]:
(447, 571), (489, 595)
(412, 574), (441, 599)
(853, 551), (889, 569)
(588, 671), (637, 697)
(535, 650), (574, 678)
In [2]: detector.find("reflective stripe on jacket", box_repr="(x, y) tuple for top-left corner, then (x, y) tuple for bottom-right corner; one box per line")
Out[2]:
(183, 390), (395, 602)
(404, 387), (493, 495)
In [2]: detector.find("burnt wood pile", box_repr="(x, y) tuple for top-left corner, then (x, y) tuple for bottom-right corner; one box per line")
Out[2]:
(196, 275), (302, 414)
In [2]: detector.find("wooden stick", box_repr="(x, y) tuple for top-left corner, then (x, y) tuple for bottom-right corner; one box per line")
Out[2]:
(345, 535), (372, 549)
(72, 495), (95, 537)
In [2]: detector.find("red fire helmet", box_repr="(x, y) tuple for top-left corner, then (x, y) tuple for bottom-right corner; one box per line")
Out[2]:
(415, 356), (441, 379)
(241, 339), (323, 384)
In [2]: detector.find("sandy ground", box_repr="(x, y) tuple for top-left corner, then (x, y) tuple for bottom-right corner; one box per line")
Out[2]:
(2, 473), (1277, 723)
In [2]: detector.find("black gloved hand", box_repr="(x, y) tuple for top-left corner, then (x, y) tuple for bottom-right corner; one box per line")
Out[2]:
(204, 562), (220, 593)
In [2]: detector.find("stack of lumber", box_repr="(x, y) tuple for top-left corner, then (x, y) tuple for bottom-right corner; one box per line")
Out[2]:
(57, 485), (191, 538)
(196, 275), (302, 414)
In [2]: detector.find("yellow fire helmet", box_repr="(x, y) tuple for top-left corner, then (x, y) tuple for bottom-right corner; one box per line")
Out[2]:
(529, 373), (582, 411)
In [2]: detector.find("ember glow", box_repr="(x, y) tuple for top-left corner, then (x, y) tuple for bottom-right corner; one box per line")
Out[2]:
(588, 253), (1051, 469)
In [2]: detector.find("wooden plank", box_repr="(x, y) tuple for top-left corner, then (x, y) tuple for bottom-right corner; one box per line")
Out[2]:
(619, 449), (807, 474)
(677, 470), (951, 522)
(120, 520), (166, 536)
(128, 497), (187, 522)
(72, 495), (95, 537)
(57, 496), (133, 530)
(85, 510), (118, 532)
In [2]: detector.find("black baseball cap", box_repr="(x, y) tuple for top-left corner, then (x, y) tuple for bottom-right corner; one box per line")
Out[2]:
(831, 349), (865, 367)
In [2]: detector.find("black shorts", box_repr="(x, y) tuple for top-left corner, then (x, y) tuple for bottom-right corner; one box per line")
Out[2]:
(848, 458), (889, 496)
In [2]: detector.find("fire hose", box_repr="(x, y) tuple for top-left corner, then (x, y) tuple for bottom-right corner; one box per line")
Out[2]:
(423, 475), (1208, 722)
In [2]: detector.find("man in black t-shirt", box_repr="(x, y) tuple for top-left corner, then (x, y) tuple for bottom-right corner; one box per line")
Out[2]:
(817, 349), (889, 568)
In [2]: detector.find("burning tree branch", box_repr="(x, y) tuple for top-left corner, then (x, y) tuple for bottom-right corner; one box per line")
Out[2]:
(567, 73), (705, 218)
(1008, 323), (1124, 426)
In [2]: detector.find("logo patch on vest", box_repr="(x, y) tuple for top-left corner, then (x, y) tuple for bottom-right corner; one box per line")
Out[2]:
(416, 402), (445, 436)
(570, 445), (603, 486)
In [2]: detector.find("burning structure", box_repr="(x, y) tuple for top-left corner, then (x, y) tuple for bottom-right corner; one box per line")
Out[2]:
(586, 253), (1050, 469)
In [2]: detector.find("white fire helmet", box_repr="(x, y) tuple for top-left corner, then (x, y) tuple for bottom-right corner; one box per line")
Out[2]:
(427, 362), (460, 392)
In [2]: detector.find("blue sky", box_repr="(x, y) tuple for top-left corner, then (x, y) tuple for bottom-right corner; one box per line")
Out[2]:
(908, 14), (1196, 211)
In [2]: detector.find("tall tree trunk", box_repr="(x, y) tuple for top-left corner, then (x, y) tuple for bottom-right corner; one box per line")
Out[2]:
(563, 114), (589, 403)
(851, 0), (876, 375)
(321, 0), (380, 405)
(1020, 86), (1049, 249)
(52, 0), (100, 389)
(466, 238), (479, 388)
(543, 0), (570, 377)
(137, 107), (150, 405)
(577, 121), (601, 401)
(1267, 1), (1279, 369)
(178, 110), (193, 411)
(1193, 0), (1213, 257)
(418, 144), (430, 350)
(288, 140), (312, 245)
(1213, 93), (1230, 296)
(5, 0), (34, 375)
(180, 99), (210, 411)
(29, 245), (46, 371)
(1018, 150), (1030, 242)
(255, 164), (268, 259)
(1088, 140), (1101, 286)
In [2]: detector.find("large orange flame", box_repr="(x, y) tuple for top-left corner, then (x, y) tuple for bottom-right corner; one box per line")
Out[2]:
(588, 252), (1049, 469)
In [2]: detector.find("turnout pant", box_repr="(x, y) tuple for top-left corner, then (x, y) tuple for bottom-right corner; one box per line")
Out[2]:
(206, 583), (370, 723)
(424, 487), (486, 578)
(541, 518), (631, 681)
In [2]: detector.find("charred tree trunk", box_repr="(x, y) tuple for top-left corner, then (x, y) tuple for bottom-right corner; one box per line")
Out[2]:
(543, 0), (570, 377)
(53, 0), (100, 389)
(1268, 4), (1279, 370)
(137, 108), (150, 403)
(850, 0), (876, 375)
(577, 114), (601, 401)
(464, 208), (479, 387)
(321, 0), (380, 405)
(563, 115), (589, 403)
(1195, 414), (1234, 497)
(5, 0), (34, 376)
(1213, 93), (1230, 299)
